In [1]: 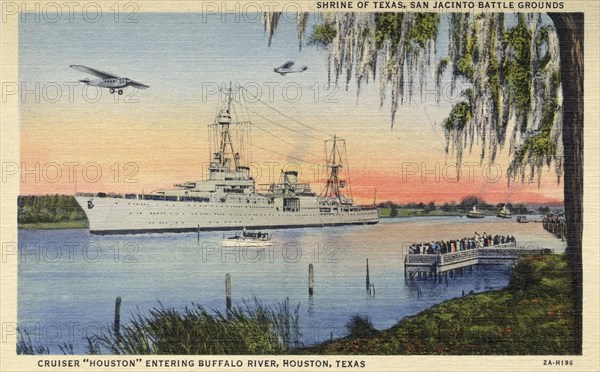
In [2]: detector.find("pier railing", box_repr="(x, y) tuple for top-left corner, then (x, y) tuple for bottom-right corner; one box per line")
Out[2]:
(439, 249), (479, 265)
(404, 243), (553, 278)
(404, 242), (518, 265)
(543, 217), (566, 240)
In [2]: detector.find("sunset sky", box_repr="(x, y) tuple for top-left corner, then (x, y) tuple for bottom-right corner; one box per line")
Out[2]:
(18, 12), (564, 204)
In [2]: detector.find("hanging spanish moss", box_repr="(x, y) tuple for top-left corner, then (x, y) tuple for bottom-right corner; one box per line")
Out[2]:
(296, 13), (309, 50)
(262, 12), (281, 47)
(507, 14), (563, 185)
(263, 12), (562, 184)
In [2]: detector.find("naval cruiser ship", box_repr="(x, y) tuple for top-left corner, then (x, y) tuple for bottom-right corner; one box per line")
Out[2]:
(75, 88), (379, 234)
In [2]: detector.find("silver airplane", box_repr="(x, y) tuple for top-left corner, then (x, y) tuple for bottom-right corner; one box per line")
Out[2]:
(273, 61), (308, 76)
(70, 65), (149, 95)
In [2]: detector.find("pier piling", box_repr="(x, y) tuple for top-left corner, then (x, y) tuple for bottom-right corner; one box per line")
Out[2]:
(113, 296), (121, 342)
(225, 273), (232, 313)
(308, 264), (314, 296)
(366, 259), (370, 293)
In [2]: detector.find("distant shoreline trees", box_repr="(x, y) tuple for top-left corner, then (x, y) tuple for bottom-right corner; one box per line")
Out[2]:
(18, 195), (87, 224)
(377, 195), (562, 215)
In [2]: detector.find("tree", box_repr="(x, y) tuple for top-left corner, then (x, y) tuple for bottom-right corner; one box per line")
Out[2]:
(546, 13), (583, 353)
(538, 206), (551, 215)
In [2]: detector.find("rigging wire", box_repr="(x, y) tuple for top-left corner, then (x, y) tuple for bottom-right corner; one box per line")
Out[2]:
(245, 107), (324, 141)
(423, 108), (445, 148)
(233, 86), (322, 165)
(251, 121), (324, 162)
(240, 86), (333, 138)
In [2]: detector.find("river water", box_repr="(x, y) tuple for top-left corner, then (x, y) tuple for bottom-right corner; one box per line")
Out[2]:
(17, 216), (565, 354)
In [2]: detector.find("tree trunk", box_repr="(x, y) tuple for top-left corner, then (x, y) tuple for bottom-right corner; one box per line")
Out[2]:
(548, 12), (583, 354)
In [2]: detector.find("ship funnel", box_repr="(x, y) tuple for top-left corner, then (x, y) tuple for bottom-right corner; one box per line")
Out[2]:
(284, 171), (298, 184)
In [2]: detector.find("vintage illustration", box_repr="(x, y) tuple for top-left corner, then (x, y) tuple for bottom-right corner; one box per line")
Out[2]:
(2, 1), (594, 369)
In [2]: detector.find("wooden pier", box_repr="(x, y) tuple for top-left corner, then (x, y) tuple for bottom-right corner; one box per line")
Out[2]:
(404, 243), (553, 279)
(543, 217), (566, 240)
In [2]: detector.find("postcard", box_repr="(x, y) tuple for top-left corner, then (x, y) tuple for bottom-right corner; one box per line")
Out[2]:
(1, 1), (598, 371)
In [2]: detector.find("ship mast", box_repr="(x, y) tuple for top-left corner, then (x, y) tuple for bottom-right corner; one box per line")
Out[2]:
(211, 83), (241, 172)
(323, 135), (342, 201)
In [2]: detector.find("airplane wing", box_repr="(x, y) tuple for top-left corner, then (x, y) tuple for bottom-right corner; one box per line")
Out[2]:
(70, 65), (119, 80)
(128, 80), (150, 89)
(280, 61), (295, 69)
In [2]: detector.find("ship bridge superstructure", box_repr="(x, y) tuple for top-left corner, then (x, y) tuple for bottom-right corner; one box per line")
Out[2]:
(152, 85), (256, 198)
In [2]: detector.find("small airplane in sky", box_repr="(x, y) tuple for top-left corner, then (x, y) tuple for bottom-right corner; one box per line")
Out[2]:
(70, 65), (149, 95)
(273, 61), (308, 76)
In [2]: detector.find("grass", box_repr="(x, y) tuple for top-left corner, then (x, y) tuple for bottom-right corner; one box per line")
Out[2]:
(17, 329), (50, 355)
(18, 220), (88, 230)
(299, 254), (576, 355)
(86, 298), (300, 355)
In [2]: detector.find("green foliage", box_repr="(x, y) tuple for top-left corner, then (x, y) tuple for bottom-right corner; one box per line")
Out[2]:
(444, 90), (473, 131)
(487, 21), (501, 122)
(537, 25), (553, 72)
(375, 13), (439, 54)
(508, 68), (561, 180)
(18, 195), (87, 225)
(87, 298), (300, 355)
(346, 314), (378, 339)
(456, 25), (477, 79)
(375, 13), (404, 48)
(511, 203), (529, 214)
(538, 206), (551, 214)
(310, 23), (337, 46)
(407, 13), (440, 50)
(503, 14), (532, 128)
(303, 255), (576, 355)
(424, 201), (436, 213)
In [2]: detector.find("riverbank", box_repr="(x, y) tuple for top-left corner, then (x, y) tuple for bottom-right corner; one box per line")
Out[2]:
(298, 254), (576, 355)
(19, 221), (88, 230)
(18, 195), (87, 229)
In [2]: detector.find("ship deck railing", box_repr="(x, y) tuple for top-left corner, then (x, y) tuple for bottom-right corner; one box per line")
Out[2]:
(76, 192), (381, 211)
(76, 192), (210, 203)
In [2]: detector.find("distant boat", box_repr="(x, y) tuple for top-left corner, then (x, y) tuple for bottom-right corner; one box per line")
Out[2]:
(222, 229), (273, 247)
(517, 215), (529, 223)
(497, 204), (512, 219)
(466, 205), (485, 219)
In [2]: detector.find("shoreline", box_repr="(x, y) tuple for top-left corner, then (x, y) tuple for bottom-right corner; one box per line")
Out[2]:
(298, 253), (575, 355)
(18, 221), (88, 230)
(17, 213), (538, 229)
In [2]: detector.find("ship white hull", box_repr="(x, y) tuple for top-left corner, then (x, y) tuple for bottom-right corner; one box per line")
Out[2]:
(76, 196), (379, 235)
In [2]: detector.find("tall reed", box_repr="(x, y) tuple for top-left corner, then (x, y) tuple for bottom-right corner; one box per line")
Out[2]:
(87, 298), (300, 355)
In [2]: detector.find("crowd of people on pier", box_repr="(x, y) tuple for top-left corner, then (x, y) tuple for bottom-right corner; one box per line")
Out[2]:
(408, 232), (517, 255)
